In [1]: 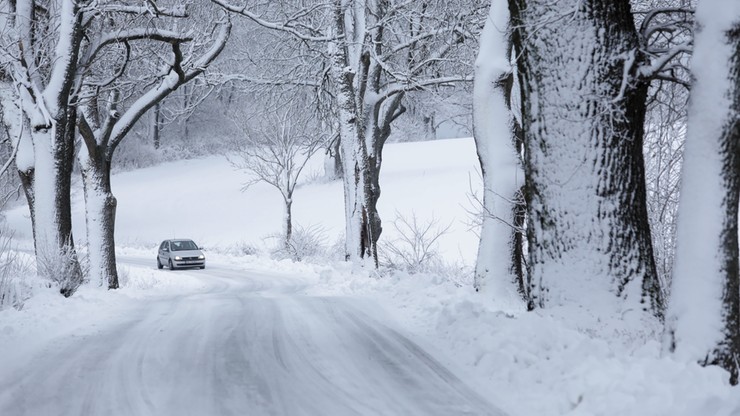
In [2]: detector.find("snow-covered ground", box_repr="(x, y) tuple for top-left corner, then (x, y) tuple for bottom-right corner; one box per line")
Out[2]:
(1, 138), (739, 415)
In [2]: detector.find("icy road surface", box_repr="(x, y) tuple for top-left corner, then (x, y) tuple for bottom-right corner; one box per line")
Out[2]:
(0, 259), (503, 416)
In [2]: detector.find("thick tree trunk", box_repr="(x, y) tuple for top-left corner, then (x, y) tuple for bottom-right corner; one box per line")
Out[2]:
(330, 1), (374, 265)
(31, 119), (84, 296)
(79, 149), (119, 290)
(665, 6), (740, 385)
(510, 0), (662, 316)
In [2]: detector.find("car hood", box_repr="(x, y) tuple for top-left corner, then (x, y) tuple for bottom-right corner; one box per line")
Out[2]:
(172, 250), (204, 257)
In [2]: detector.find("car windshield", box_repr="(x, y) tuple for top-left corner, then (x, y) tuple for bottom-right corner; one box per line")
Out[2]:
(171, 240), (198, 251)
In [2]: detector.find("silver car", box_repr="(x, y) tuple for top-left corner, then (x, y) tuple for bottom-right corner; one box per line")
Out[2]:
(157, 239), (206, 270)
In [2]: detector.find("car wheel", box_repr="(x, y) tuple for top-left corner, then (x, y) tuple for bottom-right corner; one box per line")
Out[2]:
(199, 266), (205, 270)
(157, 258), (163, 269)
(168, 259), (175, 270)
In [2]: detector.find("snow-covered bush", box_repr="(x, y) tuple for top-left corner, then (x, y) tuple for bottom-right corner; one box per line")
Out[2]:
(0, 234), (33, 310)
(379, 212), (451, 274)
(230, 241), (261, 257)
(35, 239), (85, 296)
(269, 224), (328, 262)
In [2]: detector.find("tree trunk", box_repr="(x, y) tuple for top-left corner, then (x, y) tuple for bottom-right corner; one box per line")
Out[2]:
(323, 136), (343, 180)
(0, 82), (36, 251)
(284, 197), (293, 251)
(509, 0), (662, 316)
(511, 187), (530, 307)
(329, 1), (373, 264)
(152, 101), (161, 150)
(665, 5), (740, 385)
(473, 0), (526, 309)
(79, 148), (119, 290)
(17, 168), (36, 248)
(31, 118), (84, 297)
(422, 113), (436, 141)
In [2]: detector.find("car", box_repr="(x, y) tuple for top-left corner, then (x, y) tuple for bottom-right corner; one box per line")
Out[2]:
(157, 239), (206, 270)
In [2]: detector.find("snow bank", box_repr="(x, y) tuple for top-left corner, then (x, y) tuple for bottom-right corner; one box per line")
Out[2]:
(308, 262), (740, 416)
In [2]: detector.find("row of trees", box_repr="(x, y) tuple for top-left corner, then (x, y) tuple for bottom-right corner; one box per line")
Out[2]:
(0, 0), (734, 386)
(0, 0), (231, 292)
(0, 0), (487, 294)
(473, 0), (738, 384)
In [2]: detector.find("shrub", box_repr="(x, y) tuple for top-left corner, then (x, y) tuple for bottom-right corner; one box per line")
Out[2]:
(269, 224), (328, 262)
(379, 212), (452, 274)
(0, 233), (33, 310)
(35, 239), (85, 297)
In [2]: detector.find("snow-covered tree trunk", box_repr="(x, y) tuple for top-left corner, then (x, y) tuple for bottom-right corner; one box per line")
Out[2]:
(331, 50), (370, 263)
(329, 0), (409, 266)
(29, 118), (84, 296)
(4, 0), (87, 296)
(0, 82), (36, 250)
(78, 148), (118, 289)
(664, 1), (740, 385)
(473, 0), (526, 309)
(329, 0), (373, 264)
(152, 102), (162, 150)
(510, 0), (662, 315)
(283, 197), (293, 250)
(323, 136), (343, 180)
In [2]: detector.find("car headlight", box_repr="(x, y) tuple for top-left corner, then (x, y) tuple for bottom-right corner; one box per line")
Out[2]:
(174, 256), (182, 261)
(198, 255), (205, 260)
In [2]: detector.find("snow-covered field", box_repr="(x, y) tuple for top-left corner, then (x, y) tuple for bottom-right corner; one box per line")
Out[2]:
(1, 138), (739, 415)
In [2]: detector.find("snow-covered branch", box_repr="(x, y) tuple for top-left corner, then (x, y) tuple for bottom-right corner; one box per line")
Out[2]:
(213, 74), (321, 88)
(95, 2), (188, 18)
(636, 6), (694, 86)
(80, 28), (194, 68)
(107, 19), (231, 153)
(380, 75), (473, 101)
(210, 0), (336, 42)
(638, 42), (692, 80)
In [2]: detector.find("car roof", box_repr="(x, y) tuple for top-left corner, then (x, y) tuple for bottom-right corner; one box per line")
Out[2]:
(163, 239), (196, 244)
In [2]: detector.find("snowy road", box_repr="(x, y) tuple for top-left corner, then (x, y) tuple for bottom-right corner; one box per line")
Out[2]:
(0, 259), (503, 416)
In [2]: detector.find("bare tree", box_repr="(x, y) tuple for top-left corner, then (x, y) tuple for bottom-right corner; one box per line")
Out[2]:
(379, 212), (452, 274)
(229, 100), (328, 250)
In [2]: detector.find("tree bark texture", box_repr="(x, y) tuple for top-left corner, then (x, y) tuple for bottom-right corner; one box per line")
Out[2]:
(509, 0), (662, 316)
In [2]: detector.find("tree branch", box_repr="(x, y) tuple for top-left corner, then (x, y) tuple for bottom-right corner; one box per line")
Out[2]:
(210, 0), (336, 42)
